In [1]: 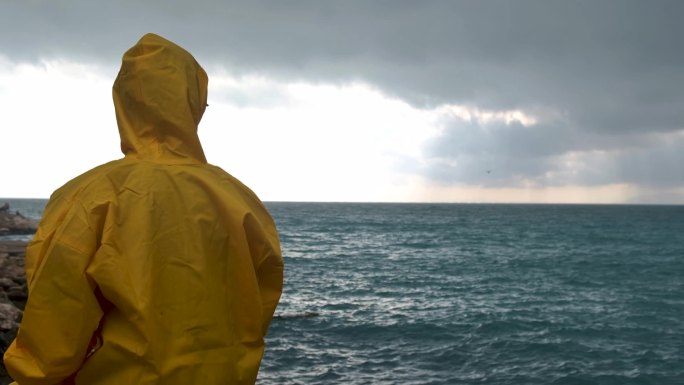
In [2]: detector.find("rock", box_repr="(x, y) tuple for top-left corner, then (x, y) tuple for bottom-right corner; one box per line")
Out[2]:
(0, 303), (21, 332)
(0, 302), (22, 364)
(0, 240), (26, 383)
(0, 240), (27, 309)
(0, 243), (27, 314)
(0, 278), (13, 289)
(6, 287), (25, 302)
(0, 203), (38, 236)
(0, 241), (29, 256)
(0, 245), (25, 288)
(0, 302), (22, 383)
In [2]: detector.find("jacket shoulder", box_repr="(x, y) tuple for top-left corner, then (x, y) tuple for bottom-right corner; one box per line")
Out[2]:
(48, 159), (126, 206)
(204, 164), (268, 207)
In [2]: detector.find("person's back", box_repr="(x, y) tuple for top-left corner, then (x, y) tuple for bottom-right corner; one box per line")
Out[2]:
(3, 33), (284, 385)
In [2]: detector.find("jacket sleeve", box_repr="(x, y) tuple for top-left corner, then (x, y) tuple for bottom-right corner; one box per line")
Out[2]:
(243, 212), (284, 334)
(3, 200), (104, 385)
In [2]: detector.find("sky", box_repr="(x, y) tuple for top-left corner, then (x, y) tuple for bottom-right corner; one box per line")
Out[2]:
(1, 1), (683, 203)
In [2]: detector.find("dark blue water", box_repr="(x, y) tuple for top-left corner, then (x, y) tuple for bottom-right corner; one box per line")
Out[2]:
(2, 200), (683, 384)
(261, 203), (684, 385)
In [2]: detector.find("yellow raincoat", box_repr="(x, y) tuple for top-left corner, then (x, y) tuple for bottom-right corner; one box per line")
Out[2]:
(3, 33), (283, 384)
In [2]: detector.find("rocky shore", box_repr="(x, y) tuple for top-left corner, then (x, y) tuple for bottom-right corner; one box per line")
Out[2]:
(0, 204), (33, 383)
(0, 240), (27, 384)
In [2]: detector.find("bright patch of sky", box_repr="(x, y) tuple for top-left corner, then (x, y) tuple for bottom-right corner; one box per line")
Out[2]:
(2, 59), (441, 201)
(1, 59), (681, 203)
(202, 74), (441, 202)
(1, 58), (119, 197)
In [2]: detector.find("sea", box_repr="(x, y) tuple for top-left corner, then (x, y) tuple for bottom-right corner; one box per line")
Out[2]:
(2, 199), (683, 384)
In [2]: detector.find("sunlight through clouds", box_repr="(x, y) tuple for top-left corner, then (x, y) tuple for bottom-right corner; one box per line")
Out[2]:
(438, 104), (539, 127)
(2, 59), (682, 203)
(0, 58), (119, 197)
(201, 76), (440, 201)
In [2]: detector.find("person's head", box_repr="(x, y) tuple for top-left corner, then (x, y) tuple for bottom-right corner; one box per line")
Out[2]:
(113, 33), (208, 162)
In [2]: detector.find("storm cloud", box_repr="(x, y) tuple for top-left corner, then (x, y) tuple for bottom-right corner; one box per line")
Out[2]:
(424, 115), (684, 188)
(2, 0), (683, 200)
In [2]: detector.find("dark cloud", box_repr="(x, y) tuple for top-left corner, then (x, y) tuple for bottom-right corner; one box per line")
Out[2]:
(2, 0), (684, 197)
(423, 116), (684, 188)
(423, 118), (576, 188)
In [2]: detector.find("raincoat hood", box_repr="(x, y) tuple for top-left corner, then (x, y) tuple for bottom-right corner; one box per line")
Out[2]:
(113, 33), (208, 163)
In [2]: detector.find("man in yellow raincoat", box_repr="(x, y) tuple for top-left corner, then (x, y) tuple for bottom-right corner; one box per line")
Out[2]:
(3, 33), (284, 384)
